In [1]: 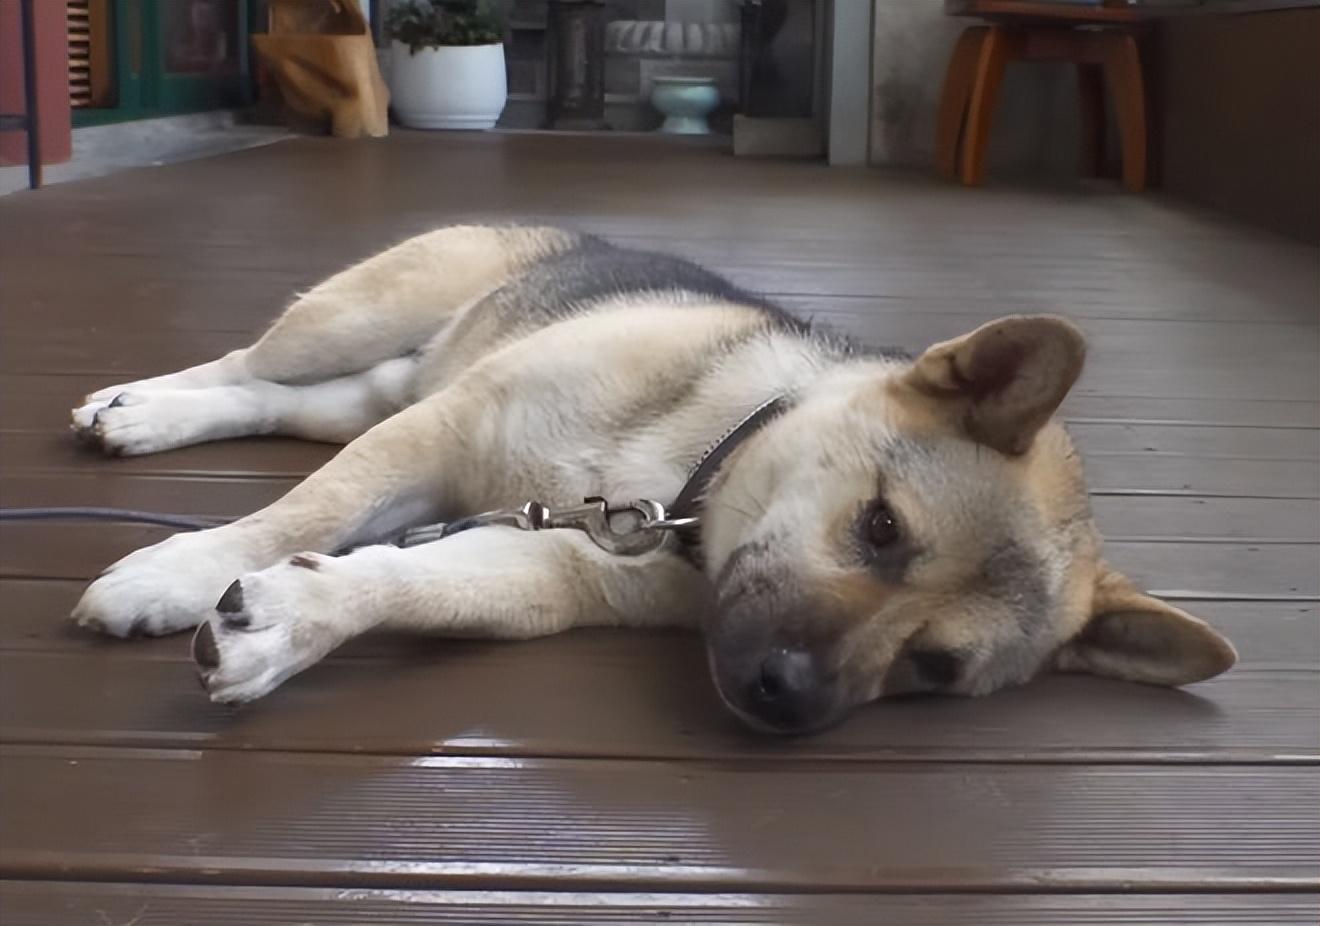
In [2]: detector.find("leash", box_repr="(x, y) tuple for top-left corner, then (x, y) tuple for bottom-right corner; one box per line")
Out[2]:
(0, 395), (790, 557)
(0, 507), (231, 530)
(399, 496), (695, 555)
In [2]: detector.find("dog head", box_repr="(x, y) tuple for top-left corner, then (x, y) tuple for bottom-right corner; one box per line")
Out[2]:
(702, 316), (1236, 734)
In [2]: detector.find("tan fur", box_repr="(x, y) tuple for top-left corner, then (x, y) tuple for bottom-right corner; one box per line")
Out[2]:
(902, 316), (1087, 456)
(1056, 565), (1238, 685)
(247, 225), (576, 382)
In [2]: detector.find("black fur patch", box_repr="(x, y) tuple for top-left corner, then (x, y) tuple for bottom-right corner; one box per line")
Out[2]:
(980, 539), (1050, 632)
(804, 322), (913, 364)
(485, 235), (807, 333)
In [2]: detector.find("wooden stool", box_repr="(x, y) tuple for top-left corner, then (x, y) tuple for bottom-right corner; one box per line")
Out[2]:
(936, 1), (1151, 192)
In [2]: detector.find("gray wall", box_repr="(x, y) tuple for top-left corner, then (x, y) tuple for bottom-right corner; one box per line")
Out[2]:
(869, 1), (1080, 176)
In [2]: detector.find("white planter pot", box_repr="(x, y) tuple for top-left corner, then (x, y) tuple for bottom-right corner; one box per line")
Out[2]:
(390, 41), (507, 130)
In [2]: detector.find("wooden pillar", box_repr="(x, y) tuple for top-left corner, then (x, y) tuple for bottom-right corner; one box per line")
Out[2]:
(545, 0), (607, 131)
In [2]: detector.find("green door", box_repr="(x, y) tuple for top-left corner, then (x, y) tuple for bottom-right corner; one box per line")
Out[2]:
(153, 0), (250, 112)
(75, 0), (253, 127)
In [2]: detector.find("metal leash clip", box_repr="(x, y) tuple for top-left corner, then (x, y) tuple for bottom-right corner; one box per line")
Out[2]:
(399, 497), (700, 556)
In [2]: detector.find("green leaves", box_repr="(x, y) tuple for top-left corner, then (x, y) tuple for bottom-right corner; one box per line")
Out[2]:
(385, 0), (505, 51)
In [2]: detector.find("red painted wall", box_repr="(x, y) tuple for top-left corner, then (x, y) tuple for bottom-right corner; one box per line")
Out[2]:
(0, 0), (73, 166)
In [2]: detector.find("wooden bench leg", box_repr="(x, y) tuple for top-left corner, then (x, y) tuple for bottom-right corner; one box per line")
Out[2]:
(1077, 63), (1105, 178)
(960, 25), (1009, 187)
(1100, 32), (1147, 193)
(935, 26), (988, 179)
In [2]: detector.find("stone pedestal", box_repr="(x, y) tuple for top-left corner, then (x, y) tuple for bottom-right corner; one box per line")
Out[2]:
(545, 0), (608, 130)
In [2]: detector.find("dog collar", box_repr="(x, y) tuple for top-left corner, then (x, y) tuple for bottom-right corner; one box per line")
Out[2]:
(667, 394), (791, 523)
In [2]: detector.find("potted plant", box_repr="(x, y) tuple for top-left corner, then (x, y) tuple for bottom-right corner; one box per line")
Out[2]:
(386, 0), (507, 130)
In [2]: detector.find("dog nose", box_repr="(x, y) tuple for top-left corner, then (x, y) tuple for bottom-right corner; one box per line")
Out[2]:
(757, 647), (814, 700)
(745, 646), (824, 729)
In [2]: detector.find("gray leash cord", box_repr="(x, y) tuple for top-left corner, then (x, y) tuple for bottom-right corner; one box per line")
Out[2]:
(0, 506), (418, 556)
(0, 507), (233, 531)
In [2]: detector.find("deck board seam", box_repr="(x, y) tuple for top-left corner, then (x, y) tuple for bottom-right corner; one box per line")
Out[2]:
(2, 738), (1316, 766)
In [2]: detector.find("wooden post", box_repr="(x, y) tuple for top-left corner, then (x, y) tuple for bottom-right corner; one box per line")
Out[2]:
(545, 0), (607, 131)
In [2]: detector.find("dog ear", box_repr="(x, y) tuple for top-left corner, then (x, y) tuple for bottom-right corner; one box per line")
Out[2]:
(1053, 564), (1237, 686)
(902, 316), (1086, 456)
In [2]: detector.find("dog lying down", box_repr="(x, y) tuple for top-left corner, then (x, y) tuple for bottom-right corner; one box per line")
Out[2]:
(68, 225), (1236, 734)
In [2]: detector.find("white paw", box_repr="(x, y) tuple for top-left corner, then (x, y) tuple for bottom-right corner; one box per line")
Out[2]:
(71, 397), (110, 434)
(71, 529), (253, 637)
(83, 380), (147, 405)
(70, 390), (198, 456)
(71, 379), (158, 436)
(192, 553), (349, 703)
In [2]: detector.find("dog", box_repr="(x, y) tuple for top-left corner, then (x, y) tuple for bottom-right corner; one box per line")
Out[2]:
(68, 225), (1236, 734)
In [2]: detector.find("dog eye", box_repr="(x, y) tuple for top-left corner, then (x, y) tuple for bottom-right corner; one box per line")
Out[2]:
(862, 500), (901, 549)
(910, 648), (963, 687)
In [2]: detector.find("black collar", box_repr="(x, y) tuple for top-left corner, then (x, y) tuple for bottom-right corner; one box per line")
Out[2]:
(668, 395), (791, 523)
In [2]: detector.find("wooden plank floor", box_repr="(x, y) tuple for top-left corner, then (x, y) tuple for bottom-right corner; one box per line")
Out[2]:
(1, 133), (1317, 923)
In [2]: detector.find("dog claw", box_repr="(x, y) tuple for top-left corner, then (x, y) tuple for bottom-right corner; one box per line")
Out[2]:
(216, 579), (245, 615)
(192, 621), (220, 670)
(76, 615), (107, 634)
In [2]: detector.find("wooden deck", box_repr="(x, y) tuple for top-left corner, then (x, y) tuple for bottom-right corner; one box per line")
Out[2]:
(0, 133), (1317, 924)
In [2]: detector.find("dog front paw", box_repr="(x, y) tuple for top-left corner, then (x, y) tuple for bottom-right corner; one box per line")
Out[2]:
(192, 553), (348, 704)
(70, 391), (125, 449)
(72, 530), (252, 637)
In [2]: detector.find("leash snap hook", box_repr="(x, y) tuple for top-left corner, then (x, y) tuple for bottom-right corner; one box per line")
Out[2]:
(398, 498), (700, 556)
(543, 497), (672, 556)
(630, 498), (701, 534)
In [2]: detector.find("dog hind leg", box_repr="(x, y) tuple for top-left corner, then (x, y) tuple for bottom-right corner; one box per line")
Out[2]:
(75, 225), (575, 431)
(243, 225), (575, 384)
(82, 350), (251, 405)
(73, 357), (418, 455)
